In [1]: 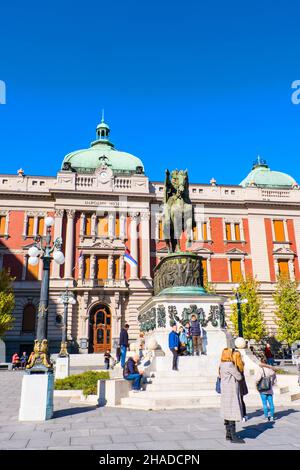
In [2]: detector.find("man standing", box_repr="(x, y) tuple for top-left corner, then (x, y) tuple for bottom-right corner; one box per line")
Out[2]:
(264, 343), (274, 366)
(190, 314), (204, 356)
(119, 323), (129, 368)
(169, 324), (179, 371)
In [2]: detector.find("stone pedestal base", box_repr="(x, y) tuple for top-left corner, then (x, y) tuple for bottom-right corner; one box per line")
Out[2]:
(19, 372), (54, 421)
(55, 356), (70, 380)
(0, 339), (5, 362)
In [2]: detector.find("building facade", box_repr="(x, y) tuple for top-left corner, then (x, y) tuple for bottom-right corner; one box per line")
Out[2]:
(1, 117), (300, 359)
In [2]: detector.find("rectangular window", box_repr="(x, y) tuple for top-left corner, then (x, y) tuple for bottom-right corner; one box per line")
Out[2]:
(0, 215), (6, 235)
(273, 220), (285, 242)
(234, 223), (241, 241)
(26, 259), (39, 280)
(114, 257), (120, 280)
(202, 222), (208, 241)
(278, 260), (289, 279)
(193, 225), (198, 241)
(225, 223), (232, 241)
(84, 256), (90, 279)
(97, 213), (108, 237)
(97, 256), (108, 285)
(159, 220), (163, 240)
(27, 216), (34, 237)
(115, 214), (120, 238)
(230, 259), (243, 282)
(37, 217), (44, 236)
(85, 215), (92, 236)
(202, 258), (208, 285)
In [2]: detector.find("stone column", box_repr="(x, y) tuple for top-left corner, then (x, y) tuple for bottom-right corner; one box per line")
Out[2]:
(140, 212), (151, 279)
(64, 209), (75, 278)
(33, 216), (38, 238)
(51, 209), (64, 279)
(22, 213), (28, 239)
(108, 212), (115, 240)
(120, 254), (125, 279)
(274, 259), (279, 277)
(80, 213), (85, 242)
(108, 254), (114, 279)
(78, 252), (84, 279)
(289, 259), (295, 280)
(90, 254), (96, 280)
(196, 219), (202, 241)
(4, 211), (9, 239)
(129, 212), (139, 279)
(120, 213), (126, 241)
(112, 292), (122, 353)
(91, 213), (97, 241)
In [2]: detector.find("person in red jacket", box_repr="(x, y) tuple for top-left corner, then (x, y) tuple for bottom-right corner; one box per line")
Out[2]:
(12, 352), (20, 370)
(264, 343), (274, 366)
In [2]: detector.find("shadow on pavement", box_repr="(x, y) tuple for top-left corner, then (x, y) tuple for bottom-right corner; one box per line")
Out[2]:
(238, 408), (300, 440)
(53, 406), (96, 418)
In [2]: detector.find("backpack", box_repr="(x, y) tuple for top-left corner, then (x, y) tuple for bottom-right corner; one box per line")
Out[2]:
(257, 368), (271, 392)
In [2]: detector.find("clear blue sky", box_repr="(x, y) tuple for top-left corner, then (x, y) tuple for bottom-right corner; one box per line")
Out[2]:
(1, 0), (300, 185)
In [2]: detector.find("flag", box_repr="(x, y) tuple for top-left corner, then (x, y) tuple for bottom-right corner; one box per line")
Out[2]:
(124, 248), (138, 267)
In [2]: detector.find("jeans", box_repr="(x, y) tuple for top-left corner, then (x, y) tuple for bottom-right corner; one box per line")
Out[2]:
(170, 348), (178, 370)
(267, 358), (274, 366)
(125, 373), (142, 390)
(192, 336), (203, 355)
(120, 345), (127, 368)
(260, 393), (274, 418)
(105, 361), (109, 370)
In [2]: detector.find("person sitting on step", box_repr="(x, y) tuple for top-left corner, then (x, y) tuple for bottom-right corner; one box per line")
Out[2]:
(123, 353), (144, 393)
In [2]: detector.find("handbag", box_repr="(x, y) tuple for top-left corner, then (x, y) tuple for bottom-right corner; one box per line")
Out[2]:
(215, 376), (221, 394)
(257, 368), (271, 392)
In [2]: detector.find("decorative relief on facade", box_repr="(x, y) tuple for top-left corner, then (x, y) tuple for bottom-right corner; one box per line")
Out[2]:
(154, 254), (203, 295)
(157, 304), (166, 328)
(168, 305), (180, 326)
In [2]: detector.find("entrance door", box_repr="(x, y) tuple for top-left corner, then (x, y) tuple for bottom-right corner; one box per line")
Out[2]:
(91, 305), (112, 353)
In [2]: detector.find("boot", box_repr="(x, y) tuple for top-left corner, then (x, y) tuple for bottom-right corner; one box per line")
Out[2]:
(224, 420), (231, 440)
(229, 421), (245, 444)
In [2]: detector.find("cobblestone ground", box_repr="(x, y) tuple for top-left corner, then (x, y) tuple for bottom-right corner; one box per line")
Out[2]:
(1, 370), (300, 450)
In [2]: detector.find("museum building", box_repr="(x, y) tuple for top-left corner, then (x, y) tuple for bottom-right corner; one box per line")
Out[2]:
(1, 116), (300, 359)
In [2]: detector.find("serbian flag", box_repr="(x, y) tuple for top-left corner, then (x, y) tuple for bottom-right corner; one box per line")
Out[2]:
(124, 248), (138, 267)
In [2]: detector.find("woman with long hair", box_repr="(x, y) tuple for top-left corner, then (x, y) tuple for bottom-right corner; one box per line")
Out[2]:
(219, 348), (245, 444)
(255, 356), (277, 422)
(232, 349), (248, 422)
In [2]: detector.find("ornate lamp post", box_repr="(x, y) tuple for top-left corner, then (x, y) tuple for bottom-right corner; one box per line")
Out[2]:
(26, 216), (65, 371)
(58, 282), (76, 357)
(228, 284), (248, 339)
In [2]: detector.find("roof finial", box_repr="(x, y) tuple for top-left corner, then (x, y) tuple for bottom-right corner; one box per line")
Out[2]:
(101, 109), (105, 123)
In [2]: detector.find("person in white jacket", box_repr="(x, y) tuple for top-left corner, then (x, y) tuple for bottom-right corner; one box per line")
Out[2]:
(255, 357), (277, 422)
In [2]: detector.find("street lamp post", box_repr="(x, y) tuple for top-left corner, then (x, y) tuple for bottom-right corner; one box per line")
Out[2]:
(228, 284), (248, 341)
(19, 216), (65, 421)
(25, 216), (65, 371)
(58, 283), (76, 358)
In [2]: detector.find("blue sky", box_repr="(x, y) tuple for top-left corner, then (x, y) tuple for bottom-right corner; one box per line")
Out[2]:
(1, 0), (300, 184)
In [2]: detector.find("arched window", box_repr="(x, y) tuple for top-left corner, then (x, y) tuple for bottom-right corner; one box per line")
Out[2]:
(22, 304), (36, 333)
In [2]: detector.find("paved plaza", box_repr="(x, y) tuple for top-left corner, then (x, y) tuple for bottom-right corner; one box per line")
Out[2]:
(0, 370), (300, 450)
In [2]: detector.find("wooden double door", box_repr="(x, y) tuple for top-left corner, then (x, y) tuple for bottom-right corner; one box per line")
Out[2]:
(90, 304), (112, 353)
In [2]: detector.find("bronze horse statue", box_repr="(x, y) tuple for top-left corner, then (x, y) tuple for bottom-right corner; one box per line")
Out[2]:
(162, 169), (193, 252)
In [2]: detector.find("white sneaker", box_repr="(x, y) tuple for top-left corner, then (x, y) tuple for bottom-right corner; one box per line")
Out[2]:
(242, 416), (248, 422)
(132, 390), (140, 393)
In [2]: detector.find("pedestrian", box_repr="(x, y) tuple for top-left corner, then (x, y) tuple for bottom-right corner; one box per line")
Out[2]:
(104, 349), (112, 370)
(178, 325), (187, 356)
(232, 349), (248, 421)
(184, 321), (193, 355)
(219, 348), (245, 444)
(264, 343), (274, 366)
(123, 353), (144, 392)
(20, 351), (28, 370)
(11, 352), (20, 371)
(255, 356), (277, 422)
(169, 324), (179, 371)
(119, 323), (130, 368)
(190, 314), (204, 356)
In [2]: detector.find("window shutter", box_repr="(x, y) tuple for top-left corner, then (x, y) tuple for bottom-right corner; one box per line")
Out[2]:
(202, 222), (208, 241)
(234, 223), (241, 241)
(0, 216), (6, 234)
(273, 220), (285, 242)
(114, 257), (120, 280)
(84, 256), (90, 279)
(85, 215), (91, 236)
(98, 214), (108, 237)
(27, 217), (34, 236)
(159, 220), (163, 240)
(230, 260), (243, 282)
(115, 215), (120, 238)
(278, 260), (289, 279)
(225, 223), (231, 241)
(97, 256), (108, 285)
(37, 217), (44, 236)
(193, 225), (198, 240)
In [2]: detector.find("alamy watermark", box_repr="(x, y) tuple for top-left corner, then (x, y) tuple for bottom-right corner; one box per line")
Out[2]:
(0, 80), (6, 104)
(291, 80), (300, 104)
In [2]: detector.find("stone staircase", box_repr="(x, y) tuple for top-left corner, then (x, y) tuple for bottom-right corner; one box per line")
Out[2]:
(120, 355), (300, 410)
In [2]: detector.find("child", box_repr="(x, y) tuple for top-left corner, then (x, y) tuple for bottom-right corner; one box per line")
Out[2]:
(178, 325), (187, 356)
(185, 321), (193, 355)
(104, 350), (112, 370)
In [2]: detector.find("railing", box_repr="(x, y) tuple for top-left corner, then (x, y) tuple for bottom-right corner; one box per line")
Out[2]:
(114, 178), (132, 190)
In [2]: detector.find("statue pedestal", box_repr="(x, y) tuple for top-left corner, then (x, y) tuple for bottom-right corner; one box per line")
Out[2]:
(138, 290), (228, 368)
(55, 356), (70, 380)
(19, 371), (54, 421)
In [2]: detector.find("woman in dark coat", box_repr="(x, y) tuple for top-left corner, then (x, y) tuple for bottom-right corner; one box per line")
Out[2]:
(232, 349), (248, 421)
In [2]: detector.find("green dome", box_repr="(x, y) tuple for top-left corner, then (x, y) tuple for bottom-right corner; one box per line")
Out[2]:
(240, 157), (297, 189)
(61, 117), (144, 174)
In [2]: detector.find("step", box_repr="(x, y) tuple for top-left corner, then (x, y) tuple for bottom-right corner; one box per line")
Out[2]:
(152, 370), (219, 378)
(145, 382), (215, 391)
(129, 389), (220, 398)
(149, 375), (216, 383)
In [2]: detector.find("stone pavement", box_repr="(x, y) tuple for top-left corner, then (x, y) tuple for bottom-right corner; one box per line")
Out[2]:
(0, 370), (300, 450)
